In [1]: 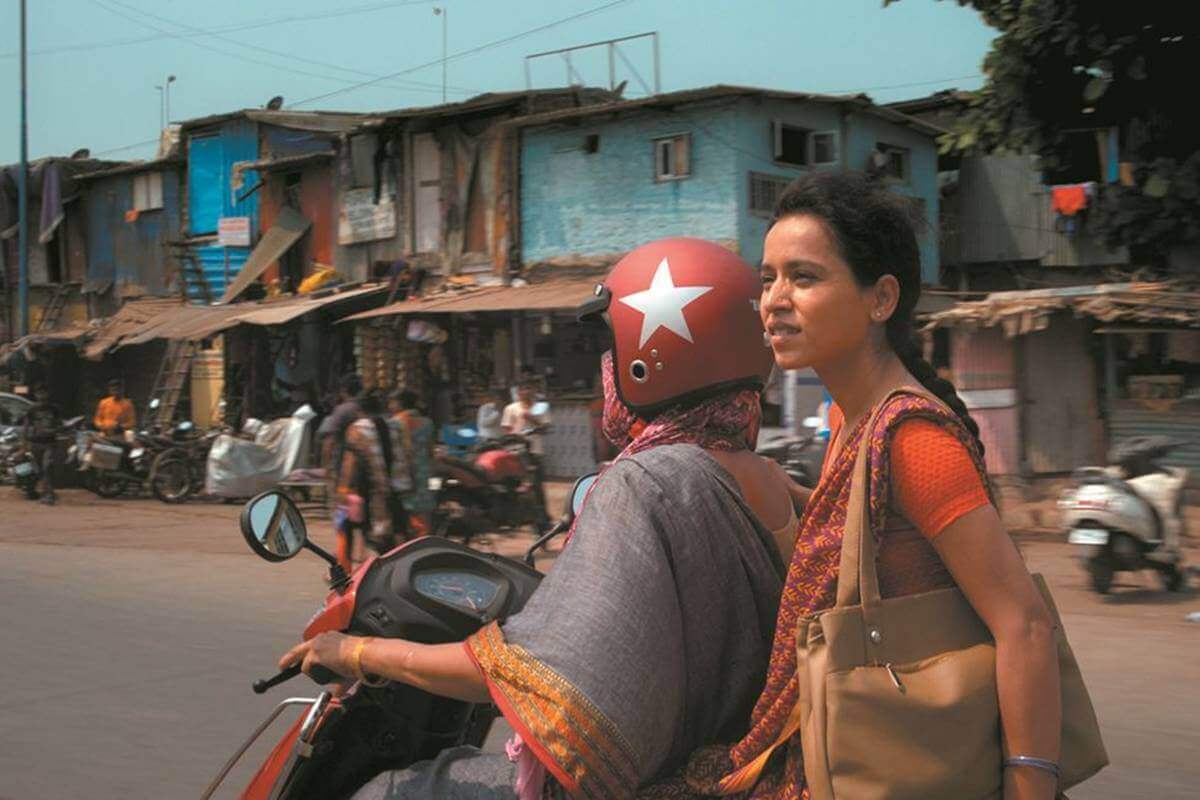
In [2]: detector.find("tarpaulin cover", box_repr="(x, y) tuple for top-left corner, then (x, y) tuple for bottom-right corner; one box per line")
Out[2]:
(204, 404), (315, 497)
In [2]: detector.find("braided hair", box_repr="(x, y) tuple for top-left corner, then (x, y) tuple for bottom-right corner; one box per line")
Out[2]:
(770, 171), (984, 455)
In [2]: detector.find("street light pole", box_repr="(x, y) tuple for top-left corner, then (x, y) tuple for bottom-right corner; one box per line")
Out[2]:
(17, 0), (29, 339)
(433, 6), (447, 103)
(165, 74), (176, 126)
(155, 85), (165, 132)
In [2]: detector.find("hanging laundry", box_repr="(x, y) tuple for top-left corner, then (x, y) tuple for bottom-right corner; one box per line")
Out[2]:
(1051, 183), (1090, 216)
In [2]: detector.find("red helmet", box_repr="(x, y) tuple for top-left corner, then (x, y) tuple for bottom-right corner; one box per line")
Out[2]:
(579, 237), (774, 412)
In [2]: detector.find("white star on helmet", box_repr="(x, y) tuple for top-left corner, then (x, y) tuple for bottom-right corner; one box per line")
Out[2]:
(618, 258), (714, 349)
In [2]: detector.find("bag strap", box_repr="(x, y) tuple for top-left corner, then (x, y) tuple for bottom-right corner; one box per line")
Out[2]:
(834, 385), (950, 614)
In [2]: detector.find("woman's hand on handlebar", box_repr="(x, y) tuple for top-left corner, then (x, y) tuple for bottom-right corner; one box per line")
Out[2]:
(279, 631), (358, 680)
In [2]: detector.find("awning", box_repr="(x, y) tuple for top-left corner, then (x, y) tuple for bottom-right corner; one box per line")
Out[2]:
(83, 297), (188, 359)
(340, 277), (600, 323)
(113, 284), (390, 349)
(924, 282), (1200, 336)
(219, 206), (311, 304)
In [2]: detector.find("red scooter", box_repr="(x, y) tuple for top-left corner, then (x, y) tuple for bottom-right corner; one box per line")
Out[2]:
(201, 473), (597, 800)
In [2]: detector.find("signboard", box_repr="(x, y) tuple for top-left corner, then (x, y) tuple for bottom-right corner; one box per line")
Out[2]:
(338, 186), (397, 245)
(218, 216), (252, 247)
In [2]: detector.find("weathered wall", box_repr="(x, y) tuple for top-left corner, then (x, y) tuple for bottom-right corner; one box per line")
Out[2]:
(520, 101), (743, 264)
(730, 97), (844, 266)
(844, 110), (940, 283)
(83, 168), (184, 299)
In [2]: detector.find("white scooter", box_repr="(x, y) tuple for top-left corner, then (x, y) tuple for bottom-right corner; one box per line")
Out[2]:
(1059, 436), (1189, 594)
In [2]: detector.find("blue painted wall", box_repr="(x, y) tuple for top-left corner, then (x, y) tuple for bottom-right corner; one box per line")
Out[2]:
(185, 117), (260, 302)
(520, 100), (742, 263)
(844, 111), (940, 284)
(187, 118), (260, 236)
(83, 167), (184, 297)
(520, 95), (939, 283)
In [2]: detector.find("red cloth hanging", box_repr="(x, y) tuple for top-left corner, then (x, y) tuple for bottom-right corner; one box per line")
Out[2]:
(1052, 184), (1089, 216)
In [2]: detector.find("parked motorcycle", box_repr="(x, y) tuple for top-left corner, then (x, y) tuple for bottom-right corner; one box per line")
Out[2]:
(756, 415), (826, 488)
(1059, 435), (1190, 594)
(200, 472), (597, 800)
(149, 420), (225, 503)
(0, 427), (21, 487)
(432, 430), (550, 542)
(70, 427), (189, 501)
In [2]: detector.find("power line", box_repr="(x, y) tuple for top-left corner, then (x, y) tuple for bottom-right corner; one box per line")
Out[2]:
(101, 0), (480, 97)
(825, 74), (985, 95)
(87, 0), (470, 100)
(0, 0), (438, 60)
(288, 0), (635, 108)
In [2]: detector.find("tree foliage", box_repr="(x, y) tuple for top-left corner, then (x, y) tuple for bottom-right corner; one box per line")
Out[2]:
(889, 1), (1199, 263)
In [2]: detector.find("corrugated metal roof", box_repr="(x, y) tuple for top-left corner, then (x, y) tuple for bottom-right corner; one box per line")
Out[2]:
(83, 297), (187, 359)
(114, 284), (390, 347)
(501, 84), (947, 137)
(74, 158), (183, 181)
(341, 277), (599, 323)
(924, 282), (1200, 336)
(239, 151), (334, 172)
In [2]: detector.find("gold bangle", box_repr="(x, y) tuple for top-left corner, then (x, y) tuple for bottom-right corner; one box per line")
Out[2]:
(350, 637), (369, 681)
(355, 637), (391, 688)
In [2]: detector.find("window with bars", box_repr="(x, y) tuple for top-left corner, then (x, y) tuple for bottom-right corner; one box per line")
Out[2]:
(749, 172), (792, 217)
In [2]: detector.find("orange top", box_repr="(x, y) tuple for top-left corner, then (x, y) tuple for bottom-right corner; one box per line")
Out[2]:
(94, 396), (136, 434)
(829, 404), (990, 539)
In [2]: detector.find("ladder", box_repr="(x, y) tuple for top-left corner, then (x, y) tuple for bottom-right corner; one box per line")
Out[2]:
(35, 283), (73, 332)
(181, 254), (213, 305)
(147, 339), (198, 429)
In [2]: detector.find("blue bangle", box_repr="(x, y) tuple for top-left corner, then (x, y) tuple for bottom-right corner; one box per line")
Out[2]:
(1004, 756), (1060, 779)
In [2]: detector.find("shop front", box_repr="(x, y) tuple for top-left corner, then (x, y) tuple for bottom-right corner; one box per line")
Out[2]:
(341, 277), (603, 478)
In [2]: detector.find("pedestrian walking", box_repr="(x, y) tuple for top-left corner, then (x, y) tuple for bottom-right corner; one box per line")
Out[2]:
(389, 389), (435, 537)
(23, 385), (61, 505)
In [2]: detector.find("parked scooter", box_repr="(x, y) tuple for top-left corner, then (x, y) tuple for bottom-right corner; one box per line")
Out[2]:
(1059, 435), (1190, 594)
(200, 472), (596, 800)
(433, 404), (552, 541)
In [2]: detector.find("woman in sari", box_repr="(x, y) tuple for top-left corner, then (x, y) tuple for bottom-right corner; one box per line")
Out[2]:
(389, 388), (436, 537)
(279, 237), (798, 798)
(688, 172), (1061, 799)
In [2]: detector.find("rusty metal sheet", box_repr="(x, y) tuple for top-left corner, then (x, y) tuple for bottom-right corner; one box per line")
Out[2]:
(219, 206), (311, 303)
(230, 285), (388, 327)
(339, 277), (598, 323)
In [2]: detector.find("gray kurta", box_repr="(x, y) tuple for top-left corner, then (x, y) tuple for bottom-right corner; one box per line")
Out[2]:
(354, 444), (785, 799)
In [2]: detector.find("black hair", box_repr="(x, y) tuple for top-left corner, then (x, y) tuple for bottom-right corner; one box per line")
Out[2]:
(396, 389), (419, 411)
(358, 387), (385, 415)
(770, 171), (983, 454)
(340, 373), (363, 398)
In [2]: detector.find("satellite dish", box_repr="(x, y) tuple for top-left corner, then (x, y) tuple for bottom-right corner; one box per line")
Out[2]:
(266, 96), (284, 110)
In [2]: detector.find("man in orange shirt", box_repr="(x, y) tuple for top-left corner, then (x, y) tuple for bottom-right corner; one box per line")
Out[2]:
(93, 379), (136, 436)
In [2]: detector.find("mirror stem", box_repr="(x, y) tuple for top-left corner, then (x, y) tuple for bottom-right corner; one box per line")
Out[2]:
(304, 541), (351, 591)
(524, 519), (567, 567)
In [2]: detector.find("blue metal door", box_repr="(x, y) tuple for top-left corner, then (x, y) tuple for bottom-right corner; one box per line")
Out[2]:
(189, 134), (223, 235)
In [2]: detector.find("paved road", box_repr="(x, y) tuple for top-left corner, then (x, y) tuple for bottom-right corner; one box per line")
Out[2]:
(0, 490), (1197, 799)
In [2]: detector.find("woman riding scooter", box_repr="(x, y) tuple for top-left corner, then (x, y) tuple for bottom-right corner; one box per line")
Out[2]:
(279, 237), (799, 798)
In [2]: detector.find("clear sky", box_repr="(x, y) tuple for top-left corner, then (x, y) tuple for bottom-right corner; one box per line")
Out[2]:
(1, 0), (995, 164)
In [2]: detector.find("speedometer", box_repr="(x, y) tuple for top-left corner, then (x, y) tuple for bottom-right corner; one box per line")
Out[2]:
(413, 569), (501, 614)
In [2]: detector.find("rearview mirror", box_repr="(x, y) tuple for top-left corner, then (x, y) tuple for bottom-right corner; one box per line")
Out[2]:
(524, 471), (598, 566)
(241, 491), (308, 562)
(570, 473), (597, 517)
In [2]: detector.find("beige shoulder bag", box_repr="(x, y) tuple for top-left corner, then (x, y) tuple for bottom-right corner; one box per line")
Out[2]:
(794, 390), (1108, 799)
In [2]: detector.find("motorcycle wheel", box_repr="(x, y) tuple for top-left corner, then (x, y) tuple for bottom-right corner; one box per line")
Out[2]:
(91, 471), (126, 499)
(151, 456), (192, 504)
(434, 488), (484, 542)
(1088, 557), (1114, 594)
(1160, 564), (1186, 593)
